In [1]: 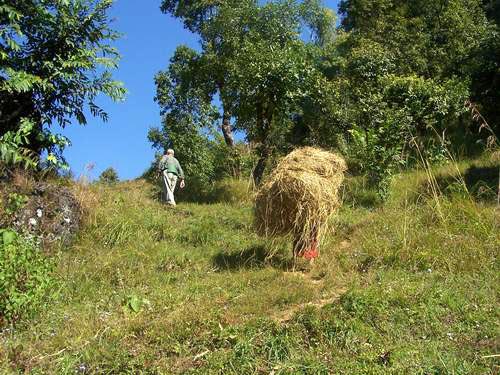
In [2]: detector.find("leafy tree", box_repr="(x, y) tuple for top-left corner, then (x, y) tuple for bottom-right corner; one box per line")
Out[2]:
(0, 0), (125, 168)
(98, 167), (119, 184)
(338, 0), (490, 78)
(148, 46), (220, 189)
(337, 0), (498, 135)
(322, 0), (494, 197)
(158, 0), (337, 184)
(156, 0), (498, 198)
(160, 0), (256, 148)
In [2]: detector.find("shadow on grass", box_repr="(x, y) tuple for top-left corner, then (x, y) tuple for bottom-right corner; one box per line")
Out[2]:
(464, 165), (498, 199)
(341, 176), (383, 209)
(424, 165), (499, 203)
(212, 245), (293, 271)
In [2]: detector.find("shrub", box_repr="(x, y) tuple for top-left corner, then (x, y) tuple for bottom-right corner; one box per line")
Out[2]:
(209, 178), (253, 204)
(5, 192), (29, 215)
(0, 229), (53, 325)
(99, 167), (119, 184)
(174, 177), (254, 204)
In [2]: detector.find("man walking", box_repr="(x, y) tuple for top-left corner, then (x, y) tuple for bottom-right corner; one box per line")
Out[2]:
(158, 149), (185, 206)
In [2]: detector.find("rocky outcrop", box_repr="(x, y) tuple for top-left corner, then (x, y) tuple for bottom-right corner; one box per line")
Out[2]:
(1, 179), (82, 246)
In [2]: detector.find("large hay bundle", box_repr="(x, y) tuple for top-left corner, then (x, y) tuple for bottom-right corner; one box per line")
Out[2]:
(254, 147), (346, 253)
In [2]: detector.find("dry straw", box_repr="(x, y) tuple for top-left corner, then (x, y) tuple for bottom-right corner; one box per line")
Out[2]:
(254, 147), (347, 254)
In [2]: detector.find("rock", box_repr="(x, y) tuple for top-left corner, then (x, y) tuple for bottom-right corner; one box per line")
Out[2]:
(1, 180), (82, 246)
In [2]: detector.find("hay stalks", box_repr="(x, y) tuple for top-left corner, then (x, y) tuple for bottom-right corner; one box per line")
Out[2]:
(254, 147), (346, 256)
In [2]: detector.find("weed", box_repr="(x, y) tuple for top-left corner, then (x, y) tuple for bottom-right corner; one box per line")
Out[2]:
(5, 193), (29, 215)
(0, 229), (54, 325)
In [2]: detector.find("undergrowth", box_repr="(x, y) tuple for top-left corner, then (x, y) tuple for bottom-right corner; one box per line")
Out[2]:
(0, 157), (498, 374)
(0, 230), (54, 326)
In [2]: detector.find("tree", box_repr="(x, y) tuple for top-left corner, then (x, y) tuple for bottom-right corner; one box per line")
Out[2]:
(98, 167), (119, 184)
(338, 0), (490, 78)
(148, 46), (219, 189)
(322, 0), (495, 197)
(0, 0), (125, 168)
(160, 0), (256, 148)
(337, 0), (498, 136)
(159, 0), (337, 184)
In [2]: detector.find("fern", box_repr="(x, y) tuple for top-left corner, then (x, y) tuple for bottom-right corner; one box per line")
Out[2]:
(0, 119), (38, 169)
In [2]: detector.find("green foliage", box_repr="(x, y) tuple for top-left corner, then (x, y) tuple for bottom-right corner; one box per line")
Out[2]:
(339, 0), (490, 78)
(209, 178), (253, 204)
(340, 71), (469, 198)
(5, 192), (29, 215)
(149, 45), (220, 190)
(157, 0), (338, 184)
(0, 229), (53, 325)
(157, 0), (498, 194)
(0, 0), (125, 166)
(348, 115), (407, 199)
(0, 118), (38, 169)
(211, 141), (258, 179)
(122, 294), (150, 313)
(98, 167), (119, 184)
(318, 6), (478, 197)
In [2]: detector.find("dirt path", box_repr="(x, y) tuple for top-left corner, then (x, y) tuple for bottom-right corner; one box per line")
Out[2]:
(273, 238), (351, 323)
(274, 287), (346, 323)
(274, 268), (347, 323)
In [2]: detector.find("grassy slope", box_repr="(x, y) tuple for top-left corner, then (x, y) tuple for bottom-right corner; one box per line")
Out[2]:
(0, 157), (498, 374)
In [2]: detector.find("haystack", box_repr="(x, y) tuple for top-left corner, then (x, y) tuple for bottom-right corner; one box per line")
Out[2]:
(254, 147), (346, 255)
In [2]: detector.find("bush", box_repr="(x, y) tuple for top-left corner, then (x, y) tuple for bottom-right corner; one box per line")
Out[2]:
(209, 178), (253, 204)
(99, 167), (119, 184)
(175, 178), (253, 204)
(0, 229), (53, 325)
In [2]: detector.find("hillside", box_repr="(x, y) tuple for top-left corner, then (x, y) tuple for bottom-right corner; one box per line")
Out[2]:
(1, 156), (499, 374)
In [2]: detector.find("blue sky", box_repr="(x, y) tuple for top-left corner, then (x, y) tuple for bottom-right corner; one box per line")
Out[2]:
(60, 0), (340, 181)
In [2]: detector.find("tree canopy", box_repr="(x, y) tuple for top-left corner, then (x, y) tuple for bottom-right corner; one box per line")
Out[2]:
(152, 0), (337, 184)
(0, 0), (125, 168)
(151, 0), (499, 196)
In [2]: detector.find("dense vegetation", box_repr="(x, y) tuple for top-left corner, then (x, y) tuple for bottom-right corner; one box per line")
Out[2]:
(1, 0), (498, 195)
(99, 167), (119, 184)
(0, 0), (125, 169)
(151, 0), (499, 198)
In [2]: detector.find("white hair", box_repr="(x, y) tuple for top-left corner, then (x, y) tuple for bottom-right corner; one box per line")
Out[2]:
(166, 149), (174, 155)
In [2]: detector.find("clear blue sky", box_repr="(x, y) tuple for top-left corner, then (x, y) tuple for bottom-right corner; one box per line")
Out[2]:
(60, 0), (341, 181)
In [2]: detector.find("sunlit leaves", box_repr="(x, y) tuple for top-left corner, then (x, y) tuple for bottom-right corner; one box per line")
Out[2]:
(0, 0), (126, 167)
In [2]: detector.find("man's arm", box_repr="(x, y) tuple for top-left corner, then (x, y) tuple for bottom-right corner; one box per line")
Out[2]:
(176, 159), (185, 180)
(158, 156), (166, 172)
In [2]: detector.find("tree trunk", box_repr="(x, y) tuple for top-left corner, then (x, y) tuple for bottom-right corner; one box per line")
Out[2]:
(252, 101), (273, 185)
(253, 147), (270, 185)
(221, 111), (235, 147)
(217, 80), (234, 148)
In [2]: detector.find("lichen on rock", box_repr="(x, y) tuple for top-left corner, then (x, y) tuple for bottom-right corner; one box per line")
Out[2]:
(1, 175), (82, 247)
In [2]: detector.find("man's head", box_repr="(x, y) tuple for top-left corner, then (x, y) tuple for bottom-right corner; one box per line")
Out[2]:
(166, 149), (174, 156)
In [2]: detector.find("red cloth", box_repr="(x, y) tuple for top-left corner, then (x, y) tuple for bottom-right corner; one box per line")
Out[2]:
(302, 248), (319, 259)
(300, 238), (319, 259)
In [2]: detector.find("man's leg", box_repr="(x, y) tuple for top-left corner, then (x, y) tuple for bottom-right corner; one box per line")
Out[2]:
(163, 171), (174, 205)
(161, 171), (169, 202)
(166, 172), (178, 205)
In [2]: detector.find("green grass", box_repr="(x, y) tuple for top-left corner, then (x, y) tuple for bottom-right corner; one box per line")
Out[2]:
(0, 158), (498, 374)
